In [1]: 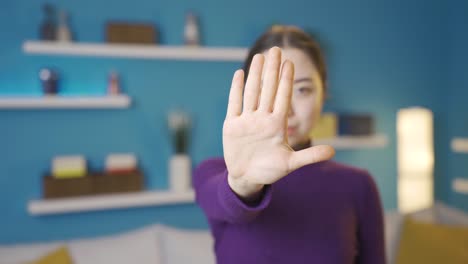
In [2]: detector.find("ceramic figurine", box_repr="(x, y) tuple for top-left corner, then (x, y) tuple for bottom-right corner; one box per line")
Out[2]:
(57, 10), (72, 42)
(184, 11), (200, 46)
(107, 71), (121, 95)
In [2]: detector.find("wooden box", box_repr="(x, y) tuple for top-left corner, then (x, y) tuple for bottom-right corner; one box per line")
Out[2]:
(43, 170), (144, 199)
(106, 22), (158, 44)
(43, 175), (93, 198)
(93, 170), (144, 194)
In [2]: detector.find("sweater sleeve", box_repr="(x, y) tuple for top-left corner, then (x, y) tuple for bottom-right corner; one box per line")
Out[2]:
(356, 172), (386, 264)
(193, 158), (273, 224)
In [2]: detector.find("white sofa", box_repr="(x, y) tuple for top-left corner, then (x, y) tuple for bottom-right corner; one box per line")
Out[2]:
(0, 224), (215, 264)
(1, 202), (467, 264)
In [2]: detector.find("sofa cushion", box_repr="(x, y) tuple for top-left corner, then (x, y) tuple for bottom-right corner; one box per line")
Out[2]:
(384, 211), (403, 264)
(68, 224), (161, 264)
(158, 225), (215, 264)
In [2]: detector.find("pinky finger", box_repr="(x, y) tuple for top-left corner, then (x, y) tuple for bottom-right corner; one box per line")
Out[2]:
(226, 70), (245, 119)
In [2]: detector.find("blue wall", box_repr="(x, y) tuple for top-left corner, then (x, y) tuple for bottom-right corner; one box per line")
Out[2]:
(0, 0), (457, 244)
(446, 0), (468, 212)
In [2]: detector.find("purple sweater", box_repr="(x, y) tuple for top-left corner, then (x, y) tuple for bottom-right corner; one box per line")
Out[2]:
(194, 158), (386, 264)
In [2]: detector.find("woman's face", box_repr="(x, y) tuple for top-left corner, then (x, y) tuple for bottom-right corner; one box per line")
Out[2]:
(262, 47), (324, 148)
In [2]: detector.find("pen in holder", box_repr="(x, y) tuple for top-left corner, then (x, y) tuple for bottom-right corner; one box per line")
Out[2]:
(39, 68), (59, 95)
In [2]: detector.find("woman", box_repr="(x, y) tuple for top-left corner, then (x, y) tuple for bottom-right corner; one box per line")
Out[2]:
(194, 25), (385, 264)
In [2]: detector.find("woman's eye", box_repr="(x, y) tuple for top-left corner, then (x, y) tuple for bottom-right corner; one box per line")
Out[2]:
(297, 87), (314, 95)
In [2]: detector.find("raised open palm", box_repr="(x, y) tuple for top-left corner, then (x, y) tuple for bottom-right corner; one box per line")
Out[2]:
(223, 47), (335, 198)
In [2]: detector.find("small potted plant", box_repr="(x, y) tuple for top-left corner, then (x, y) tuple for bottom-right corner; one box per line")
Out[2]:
(167, 109), (192, 192)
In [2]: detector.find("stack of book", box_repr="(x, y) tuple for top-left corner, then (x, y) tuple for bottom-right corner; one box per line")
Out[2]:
(310, 113), (375, 139)
(52, 155), (87, 179)
(105, 153), (138, 174)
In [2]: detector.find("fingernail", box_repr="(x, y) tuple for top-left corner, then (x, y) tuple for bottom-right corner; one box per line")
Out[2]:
(254, 53), (264, 62)
(270, 46), (281, 54)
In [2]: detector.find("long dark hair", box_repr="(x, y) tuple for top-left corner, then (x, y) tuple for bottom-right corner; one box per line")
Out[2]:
(243, 25), (327, 93)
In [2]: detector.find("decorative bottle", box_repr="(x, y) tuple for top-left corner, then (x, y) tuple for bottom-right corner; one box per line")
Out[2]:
(57, 10), (72, 42)
(40, 4), (56, 41)
(184, 12), (200, 46)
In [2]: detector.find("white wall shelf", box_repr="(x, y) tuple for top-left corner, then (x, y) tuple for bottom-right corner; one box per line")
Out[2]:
(451, 138), (468, 153)
(452, 178), (468, 194)
(28, 190), (195, 215)
(23, 41), (248, 62)
(0, 95), (131, 109)
(314, 134), (389, 149)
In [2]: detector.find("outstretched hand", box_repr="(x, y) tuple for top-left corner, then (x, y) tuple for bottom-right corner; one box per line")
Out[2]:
(223, 47), (335, 199)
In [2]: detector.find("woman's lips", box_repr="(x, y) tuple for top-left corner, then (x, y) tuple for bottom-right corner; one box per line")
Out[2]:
(287, 127), (296, 135)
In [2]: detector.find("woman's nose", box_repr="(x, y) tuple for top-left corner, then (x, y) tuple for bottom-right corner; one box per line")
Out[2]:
(288, 105), (294, 117)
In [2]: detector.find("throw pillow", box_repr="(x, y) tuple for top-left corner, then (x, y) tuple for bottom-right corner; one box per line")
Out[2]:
(395, 217), (468, 264)
(29, 246), (73, 264)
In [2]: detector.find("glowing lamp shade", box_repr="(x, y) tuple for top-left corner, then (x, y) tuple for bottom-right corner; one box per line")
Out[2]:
(397, 107), (434, 213)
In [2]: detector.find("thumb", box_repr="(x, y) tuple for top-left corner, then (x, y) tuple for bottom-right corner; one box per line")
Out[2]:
(288, 145), (335, 171)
